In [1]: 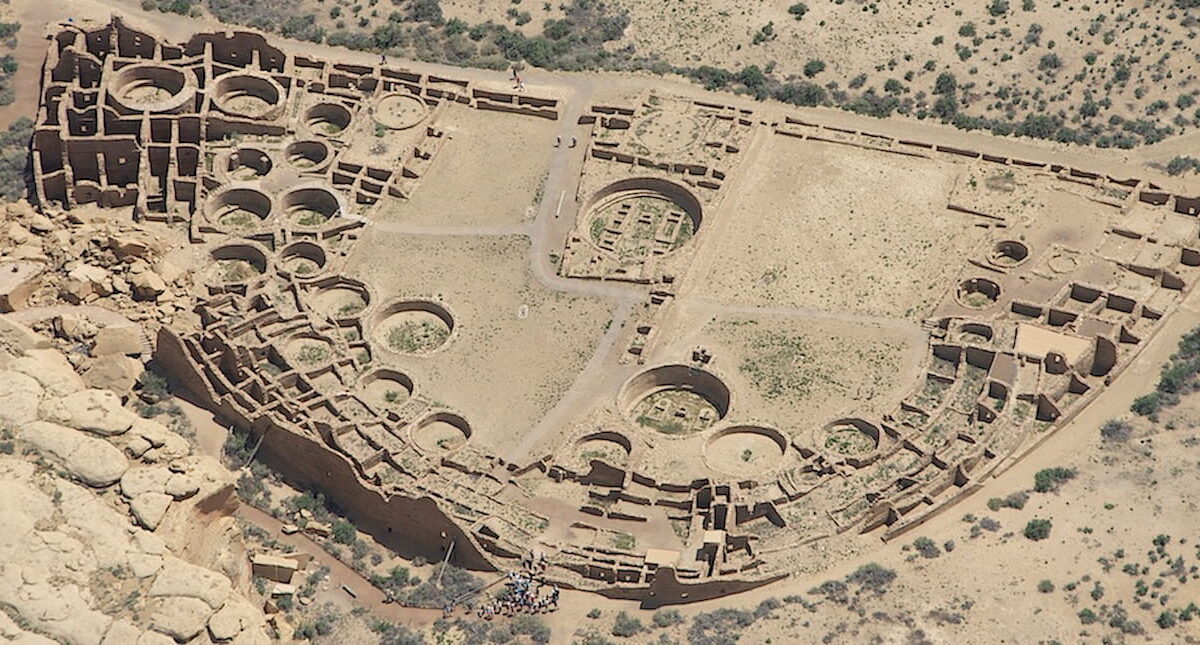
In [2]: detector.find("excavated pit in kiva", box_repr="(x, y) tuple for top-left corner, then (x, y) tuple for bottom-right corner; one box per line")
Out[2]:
(207, 186), (272, 231)
(372, 299), (454, 355)
(412, 412), (471, 454)
(359, 368), (415, 408)
(280, 186), (342, 228)
(278, 241), (327, 277)
(211, 72), (285, 119)
(619, 364), (730, 436)
(208, 242), (268, 285)
(704, 425), (788, 477)
(108, 63), (194, 112)
(306, 277), (370, 320)
(306, 102), (352, 136)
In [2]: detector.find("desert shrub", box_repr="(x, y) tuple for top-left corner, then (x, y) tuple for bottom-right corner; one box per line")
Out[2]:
(988, 0), (1010, 16)
(1166, 156), (1200, 176)
(331, 520), (357, 544)
(507, 615), (551, 643)
(374, 621), (426, 645)
(1100, 418), (1133, 442)
(773, 81), (826, 107)
(403, 565), (481, 607)
(407, 0), (444, 24)
(652, 609), (685, 628)
(1037, 579), (1054, 593)
(987, 491), (1029, 510)
(1079, 608), (1098, 624)
(847, 563), (896, 593)
(753, 597), (782, 619)
(142, 0), (196, 15)
(688, 609), (755, 645)
(1038, 53), (1062, 71)
(1158, 611), (1178, 629)
(788, 3), (808, 19)
(611, 611), (642, 637)
(222, 427), (256, 466)
(913, 537), (941, 559)
(0, 117), (32, 201)
(282, 15), (326, 42)
(208, 0), (298, 32)
(1033, 467), (1075, 493)
(296, 612), (338, 639)
(802, 59), (826, 78)
(1024, 518), (1053, 541)
(137, 365), (171, 402)
(1131, 392), (1162, 417)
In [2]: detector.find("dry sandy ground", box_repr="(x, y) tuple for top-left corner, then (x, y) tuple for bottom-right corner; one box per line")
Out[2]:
(688, 135), (986, 320)
(346, 233), (615, 452)
(654, 312), (919, 433)
(377, 105), (557, 229)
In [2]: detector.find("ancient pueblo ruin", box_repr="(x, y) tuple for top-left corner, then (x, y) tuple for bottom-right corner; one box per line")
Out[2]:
(28, 16), (1200, 607)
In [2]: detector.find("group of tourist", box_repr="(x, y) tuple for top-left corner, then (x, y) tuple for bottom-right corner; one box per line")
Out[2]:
(473, 554), (560, 620)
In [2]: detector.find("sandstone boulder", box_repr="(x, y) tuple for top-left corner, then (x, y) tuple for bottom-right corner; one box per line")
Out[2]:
(138, 631), (176, 645)
(164, 473), (200, 500)
(206, 602), (246, 642)
(92, 325), (144, 357)
(42, 389), (136, 436)
(80, 355), (143, 396)
(54, 313), (98, 341)
(10, 349), (84, 396)
(149, 556), (232, 609)
(130, 271), (166, 301)
(0, 370), (42, 427)
(99, 619), (141, 645)
(130, 492), (172, 531)
(20, 421), (128, 487)
(108, 233), (158, 260)
(149, 596), (212, 642)
(0, 317), (49, 362)
(120, 466), (173, 499)
(128, 418), (189, 462)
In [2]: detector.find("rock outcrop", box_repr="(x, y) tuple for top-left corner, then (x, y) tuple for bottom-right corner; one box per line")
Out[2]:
(0, 322), (270, 645)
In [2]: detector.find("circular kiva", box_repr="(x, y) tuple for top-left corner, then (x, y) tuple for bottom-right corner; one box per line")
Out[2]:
(305, 102), (353, 136)
(211, 72), (285, 119)
(306, 277), (370, 320)
(278, 241), (327, 278)
(411, 412), (471, 454)
(372, 299), (454, 355)
(284, 334), (335, 369)
(958, 322), (994, 344)
(206, 186), (272, 231)
(227, 146), (272, 180)
(284, 139), (333, 171)
(584, 178), (703, 260)
(374, 92), (429, 130)
(989, 240), (1030, 268)
(703, 425), (788, 477)
(817, 418), (881, 465)
(280, 186), (343, 228)
(956, 277), (1002, 309)
(208, 242), (269, 286)
(108, 63), (194, 113)
(618, 364), (730, 436)
(359, 368), (415, 409)
(574, 431), (633, 467)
